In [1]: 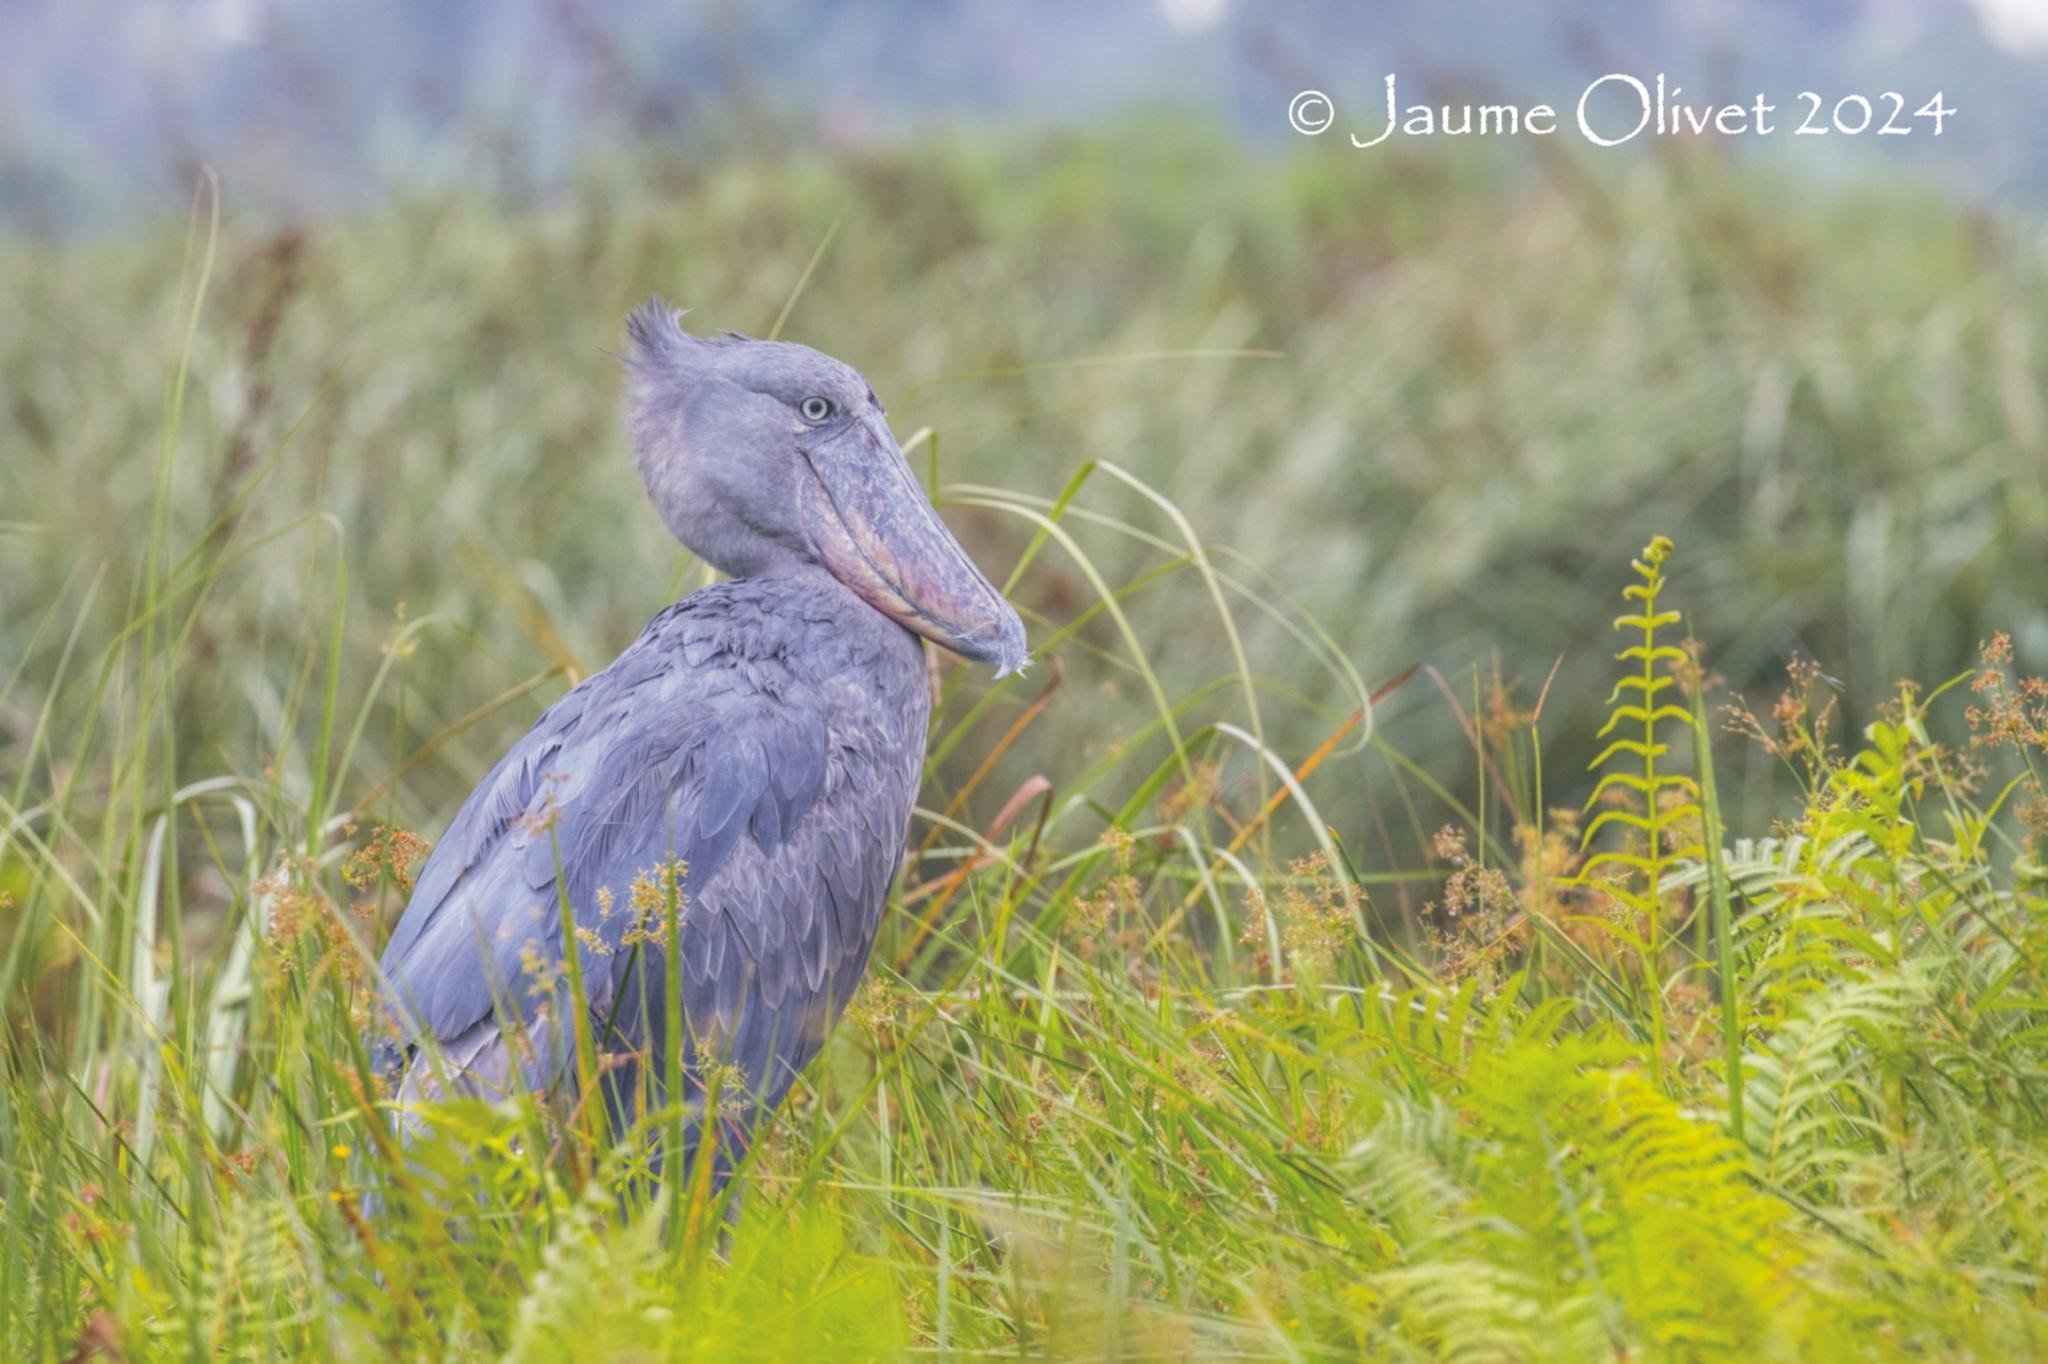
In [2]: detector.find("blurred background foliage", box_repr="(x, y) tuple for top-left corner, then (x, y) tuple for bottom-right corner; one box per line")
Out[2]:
(5, 120), (2045, 855)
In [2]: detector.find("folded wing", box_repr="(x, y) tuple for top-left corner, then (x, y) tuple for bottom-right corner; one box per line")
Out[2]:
(374, 601), (901, 1135)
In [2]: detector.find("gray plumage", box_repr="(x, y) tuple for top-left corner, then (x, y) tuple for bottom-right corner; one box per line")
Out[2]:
(372, 299), (1026, 1169)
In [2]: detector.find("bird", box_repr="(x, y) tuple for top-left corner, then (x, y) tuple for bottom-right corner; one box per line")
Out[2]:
(369, 297), (1027, 1180)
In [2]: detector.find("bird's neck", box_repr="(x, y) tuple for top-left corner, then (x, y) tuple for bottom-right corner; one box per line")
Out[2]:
(733, 562), (929, 675)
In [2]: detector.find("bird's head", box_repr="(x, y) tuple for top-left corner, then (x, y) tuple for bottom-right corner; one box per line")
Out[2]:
(622, 297), (1028, 676)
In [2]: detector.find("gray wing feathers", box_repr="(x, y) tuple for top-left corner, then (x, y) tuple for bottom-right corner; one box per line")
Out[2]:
(374, 603), (892, 1112)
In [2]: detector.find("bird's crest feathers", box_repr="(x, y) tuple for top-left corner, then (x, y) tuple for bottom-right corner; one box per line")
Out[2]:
(624, 294), (694, 371)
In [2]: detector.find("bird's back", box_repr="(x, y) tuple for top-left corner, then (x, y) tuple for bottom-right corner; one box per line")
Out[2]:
(373, 574), (930, 1147)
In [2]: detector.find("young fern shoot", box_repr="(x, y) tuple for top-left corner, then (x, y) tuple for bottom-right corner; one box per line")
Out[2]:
(1580, 536), (1703, 1082)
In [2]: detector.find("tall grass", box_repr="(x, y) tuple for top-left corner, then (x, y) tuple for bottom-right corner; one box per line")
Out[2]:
(4, 124), (2043, 832)
(4, 129), (2048, 1358)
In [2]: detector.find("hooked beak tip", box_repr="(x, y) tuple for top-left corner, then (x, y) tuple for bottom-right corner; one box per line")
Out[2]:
(953, 609), (1029, 679)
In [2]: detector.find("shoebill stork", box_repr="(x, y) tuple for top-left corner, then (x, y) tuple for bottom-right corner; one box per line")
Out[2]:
(370, 298), (1027, 1175)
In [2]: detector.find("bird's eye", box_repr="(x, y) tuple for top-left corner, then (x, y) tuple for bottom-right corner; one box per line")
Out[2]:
(799, 396), (834, 423)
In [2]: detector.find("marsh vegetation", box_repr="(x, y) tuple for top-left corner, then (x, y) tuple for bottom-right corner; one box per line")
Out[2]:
(3, 128), (2047, 1358)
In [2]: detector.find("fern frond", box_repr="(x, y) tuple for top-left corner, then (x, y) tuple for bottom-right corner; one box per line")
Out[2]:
(1571, 536), (1704, 1081)
(1744, 968), (1931, 1192)
(1425, 1034), (1822, 1353)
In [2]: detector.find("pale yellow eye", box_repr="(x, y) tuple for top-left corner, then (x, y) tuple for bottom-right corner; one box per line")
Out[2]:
(800, 396), (834, 423)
